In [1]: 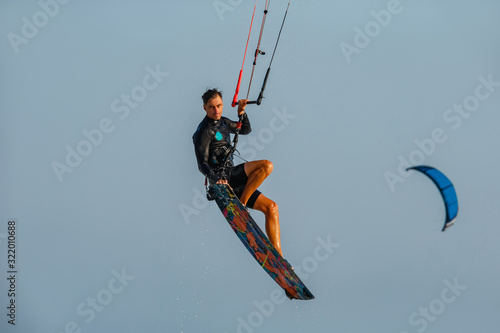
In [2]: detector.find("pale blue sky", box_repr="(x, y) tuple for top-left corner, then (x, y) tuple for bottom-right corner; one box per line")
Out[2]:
(1, 1), (499, 332)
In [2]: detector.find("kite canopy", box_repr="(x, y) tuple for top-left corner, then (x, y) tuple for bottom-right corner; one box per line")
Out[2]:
(407, 165), (458, 232)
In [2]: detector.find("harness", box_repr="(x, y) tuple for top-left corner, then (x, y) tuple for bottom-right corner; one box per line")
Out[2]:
(205, 114), (244, 200)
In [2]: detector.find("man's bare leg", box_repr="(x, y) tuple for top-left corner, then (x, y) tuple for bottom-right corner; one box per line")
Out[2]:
(238, 160), (282, 255)
(253, 194), (282, 256)
(239, 160), (273, 206)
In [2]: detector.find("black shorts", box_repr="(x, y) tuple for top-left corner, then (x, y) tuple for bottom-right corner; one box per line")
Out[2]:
(228, 164), (261, 209)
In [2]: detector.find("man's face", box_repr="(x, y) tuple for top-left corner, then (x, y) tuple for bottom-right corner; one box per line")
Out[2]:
(203, 95), (223, 120)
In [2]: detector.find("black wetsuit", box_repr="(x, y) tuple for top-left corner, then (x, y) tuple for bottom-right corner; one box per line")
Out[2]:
(193, 113), (261, 208)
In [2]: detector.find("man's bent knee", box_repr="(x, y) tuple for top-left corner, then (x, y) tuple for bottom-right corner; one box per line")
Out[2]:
(264, 199), (278, 216)
(262, 160), (273, 175)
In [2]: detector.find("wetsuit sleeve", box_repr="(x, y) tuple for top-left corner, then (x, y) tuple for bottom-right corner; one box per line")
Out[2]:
(227, 112), (252, 135)
(193, 128), (220, 183)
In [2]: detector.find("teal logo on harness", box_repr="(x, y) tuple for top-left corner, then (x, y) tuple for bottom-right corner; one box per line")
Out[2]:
(215, 131), (223, 141)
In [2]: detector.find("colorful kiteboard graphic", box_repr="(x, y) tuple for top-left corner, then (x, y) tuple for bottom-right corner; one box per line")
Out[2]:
(209, 184), (314, 300)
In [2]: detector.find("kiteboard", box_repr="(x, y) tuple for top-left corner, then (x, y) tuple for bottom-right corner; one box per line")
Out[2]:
(209, 184), (314, 300)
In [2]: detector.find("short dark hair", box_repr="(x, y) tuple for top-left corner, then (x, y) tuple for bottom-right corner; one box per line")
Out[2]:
(202, 88), (222, 105)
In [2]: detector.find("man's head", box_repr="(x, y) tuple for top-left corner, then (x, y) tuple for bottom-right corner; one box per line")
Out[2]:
(202, 88), (223, 120)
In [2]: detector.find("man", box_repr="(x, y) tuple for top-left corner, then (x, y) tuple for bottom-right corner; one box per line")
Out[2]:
(193, 88), (283, 256)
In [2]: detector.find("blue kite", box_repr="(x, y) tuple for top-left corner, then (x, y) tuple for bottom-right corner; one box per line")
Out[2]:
(407, 165), (459, 231)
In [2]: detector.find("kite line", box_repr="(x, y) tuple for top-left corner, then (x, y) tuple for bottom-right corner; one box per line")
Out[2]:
(232, 0), (291, 106)
(231, 0), (258, 107)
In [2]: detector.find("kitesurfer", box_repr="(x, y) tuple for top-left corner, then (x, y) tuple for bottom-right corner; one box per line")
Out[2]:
(193, 88), (283, 255)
